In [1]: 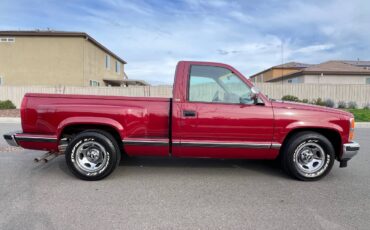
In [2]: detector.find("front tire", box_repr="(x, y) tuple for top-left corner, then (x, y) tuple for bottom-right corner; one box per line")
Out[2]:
(65, 130), (120, 181)
(281, 131), (335, 181)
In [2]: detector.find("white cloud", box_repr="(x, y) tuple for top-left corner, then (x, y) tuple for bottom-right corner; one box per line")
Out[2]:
(0, 0), (370, 84)
(229, 11), (254, 24)
(296, 44), (335, 54)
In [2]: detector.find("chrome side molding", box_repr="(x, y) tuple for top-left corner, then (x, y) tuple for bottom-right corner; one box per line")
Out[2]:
(122, 138), (282, 150)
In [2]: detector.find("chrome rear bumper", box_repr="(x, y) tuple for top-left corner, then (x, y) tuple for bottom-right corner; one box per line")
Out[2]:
(3, 132), (19, 147)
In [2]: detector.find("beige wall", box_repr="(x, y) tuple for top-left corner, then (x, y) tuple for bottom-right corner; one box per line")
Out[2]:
(251, 68), (302, 83)
(271, 68), (300, 81)
(0, 36), (125, 87)
(303, 74), (370, 84)
(83, 40), (125, 87)
(0, 36), (84, 86)
(272, 74), (370, 84)
(1, 84), (370, 108)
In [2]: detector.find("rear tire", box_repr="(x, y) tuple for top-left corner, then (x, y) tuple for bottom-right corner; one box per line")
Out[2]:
(65, 130), (121, 181)
(281, 131), (335, 181)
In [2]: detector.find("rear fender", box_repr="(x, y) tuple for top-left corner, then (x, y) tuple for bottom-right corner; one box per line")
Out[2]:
(57, 117), (125, 140)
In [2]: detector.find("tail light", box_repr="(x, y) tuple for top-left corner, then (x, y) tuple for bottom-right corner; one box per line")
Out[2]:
(20, 96), (28, 124)
(349, 118), (355, 141)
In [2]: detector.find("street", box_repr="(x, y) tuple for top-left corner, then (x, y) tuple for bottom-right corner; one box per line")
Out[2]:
(0, 123), (369, 230)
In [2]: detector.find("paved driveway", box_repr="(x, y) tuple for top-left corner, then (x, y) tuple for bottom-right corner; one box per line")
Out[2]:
(0, 123), (369, 230)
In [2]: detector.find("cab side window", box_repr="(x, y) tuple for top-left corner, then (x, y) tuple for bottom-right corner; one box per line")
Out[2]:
(188, 65), (253, 104)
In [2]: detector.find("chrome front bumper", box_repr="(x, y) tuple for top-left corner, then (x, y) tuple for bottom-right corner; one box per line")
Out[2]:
(3, 132), (19, 147)
(342, 141), (360, 160)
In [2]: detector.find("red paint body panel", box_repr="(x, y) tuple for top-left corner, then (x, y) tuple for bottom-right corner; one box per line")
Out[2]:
(20, 94), (170, 156)
(16, 61), (354, 161)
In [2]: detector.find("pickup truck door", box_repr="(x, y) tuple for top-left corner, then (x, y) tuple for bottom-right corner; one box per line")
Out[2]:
(172, 64), (276, 159)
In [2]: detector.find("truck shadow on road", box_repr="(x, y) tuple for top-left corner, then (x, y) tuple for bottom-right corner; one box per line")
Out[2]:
(118, 157), (290, 179)
(56, 156), (290, 180)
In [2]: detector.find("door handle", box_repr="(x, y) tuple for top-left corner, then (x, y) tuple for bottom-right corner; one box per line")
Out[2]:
(183, 110), (196, 117)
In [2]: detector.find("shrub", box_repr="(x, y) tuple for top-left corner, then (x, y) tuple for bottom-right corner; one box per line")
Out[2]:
(325, 99), (335, 108)
(348, 101), (358, 109)
(363, 103), (370, 110)
(282, 95), (300, 102)
(0, 100), (16, 109)
(312, 98), (326, 106)
(337, 101), (347, 109)
(301, 99), (309, 104)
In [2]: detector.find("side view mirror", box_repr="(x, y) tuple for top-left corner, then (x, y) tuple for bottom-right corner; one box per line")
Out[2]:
(250, 93), (258, 104)
(239, 87), (264, 105)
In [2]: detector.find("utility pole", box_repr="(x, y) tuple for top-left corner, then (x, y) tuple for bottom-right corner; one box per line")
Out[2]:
(281, 40), (284, 96)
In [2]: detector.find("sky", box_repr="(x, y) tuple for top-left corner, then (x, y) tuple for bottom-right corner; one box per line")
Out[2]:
(1, 0), (370, 85)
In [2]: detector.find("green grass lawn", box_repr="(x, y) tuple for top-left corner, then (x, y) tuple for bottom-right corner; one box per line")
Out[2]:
(347, 109), (370, 122)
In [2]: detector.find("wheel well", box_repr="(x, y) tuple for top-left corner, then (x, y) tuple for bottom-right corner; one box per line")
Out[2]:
(280, 128), (342, 160)
(60, 124), (124, 154)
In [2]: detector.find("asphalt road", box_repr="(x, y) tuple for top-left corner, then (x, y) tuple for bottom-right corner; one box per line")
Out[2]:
(0, 123), (369, 230)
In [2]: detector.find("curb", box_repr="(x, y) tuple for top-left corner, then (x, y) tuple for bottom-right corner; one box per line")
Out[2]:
(0, 117), (21, 123)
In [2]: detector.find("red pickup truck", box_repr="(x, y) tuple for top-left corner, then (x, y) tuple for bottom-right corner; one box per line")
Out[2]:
(4, 61), (360, 181)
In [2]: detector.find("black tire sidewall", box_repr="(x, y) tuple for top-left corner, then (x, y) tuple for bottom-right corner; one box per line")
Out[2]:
(285, 132), (335, 181)
(65, 131), (119, 180)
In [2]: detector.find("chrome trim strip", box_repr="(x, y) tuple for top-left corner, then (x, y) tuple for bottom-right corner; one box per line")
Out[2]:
(16, 136), (57, 143)
(121, 138), (282, 149)
(173, 141), (282, 149)
(271, 143), (282, 149)
(177, 142), (270, 148)
(3, 132), (57, 144)
(122, 139), (169, 146)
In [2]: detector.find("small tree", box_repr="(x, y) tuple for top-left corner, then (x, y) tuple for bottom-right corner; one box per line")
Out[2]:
(337, 101), (347, 109)
(0, 100), (16, 109)
(325, 99), (335, 108)
(312, 98), (326, 106)
(348, 101), (358, 109)
(301, 99), (309, 104)
(282, 95), (300, 102)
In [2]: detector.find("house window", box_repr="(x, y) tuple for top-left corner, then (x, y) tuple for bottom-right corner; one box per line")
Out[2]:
(366, 78), (370, 84)
(287, 77), (300, 83)
(115, 61), (120, 73)
(0, 37), (15, 42)
(89, 80), (100, 87)
(105, 55), (110, 69)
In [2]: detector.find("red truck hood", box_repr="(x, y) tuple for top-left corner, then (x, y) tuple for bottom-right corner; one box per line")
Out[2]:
(271, 100), (353, 117)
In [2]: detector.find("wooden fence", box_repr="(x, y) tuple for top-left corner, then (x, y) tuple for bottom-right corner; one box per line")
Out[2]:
(1, 83), (369, 108)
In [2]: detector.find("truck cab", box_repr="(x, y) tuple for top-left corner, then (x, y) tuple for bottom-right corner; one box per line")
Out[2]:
(171, 61), (276, 159)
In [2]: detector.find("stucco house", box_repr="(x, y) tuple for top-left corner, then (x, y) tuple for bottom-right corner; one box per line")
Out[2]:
(0, 30), (131, 87)
(250, 60), (370, 85)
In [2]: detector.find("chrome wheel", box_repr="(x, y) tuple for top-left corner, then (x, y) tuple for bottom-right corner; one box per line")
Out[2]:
(74, 141), (108, 173)
(294, 142), (325, 174)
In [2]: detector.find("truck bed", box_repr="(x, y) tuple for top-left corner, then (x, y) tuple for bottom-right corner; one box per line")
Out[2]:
(19, 93), (171, 155)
